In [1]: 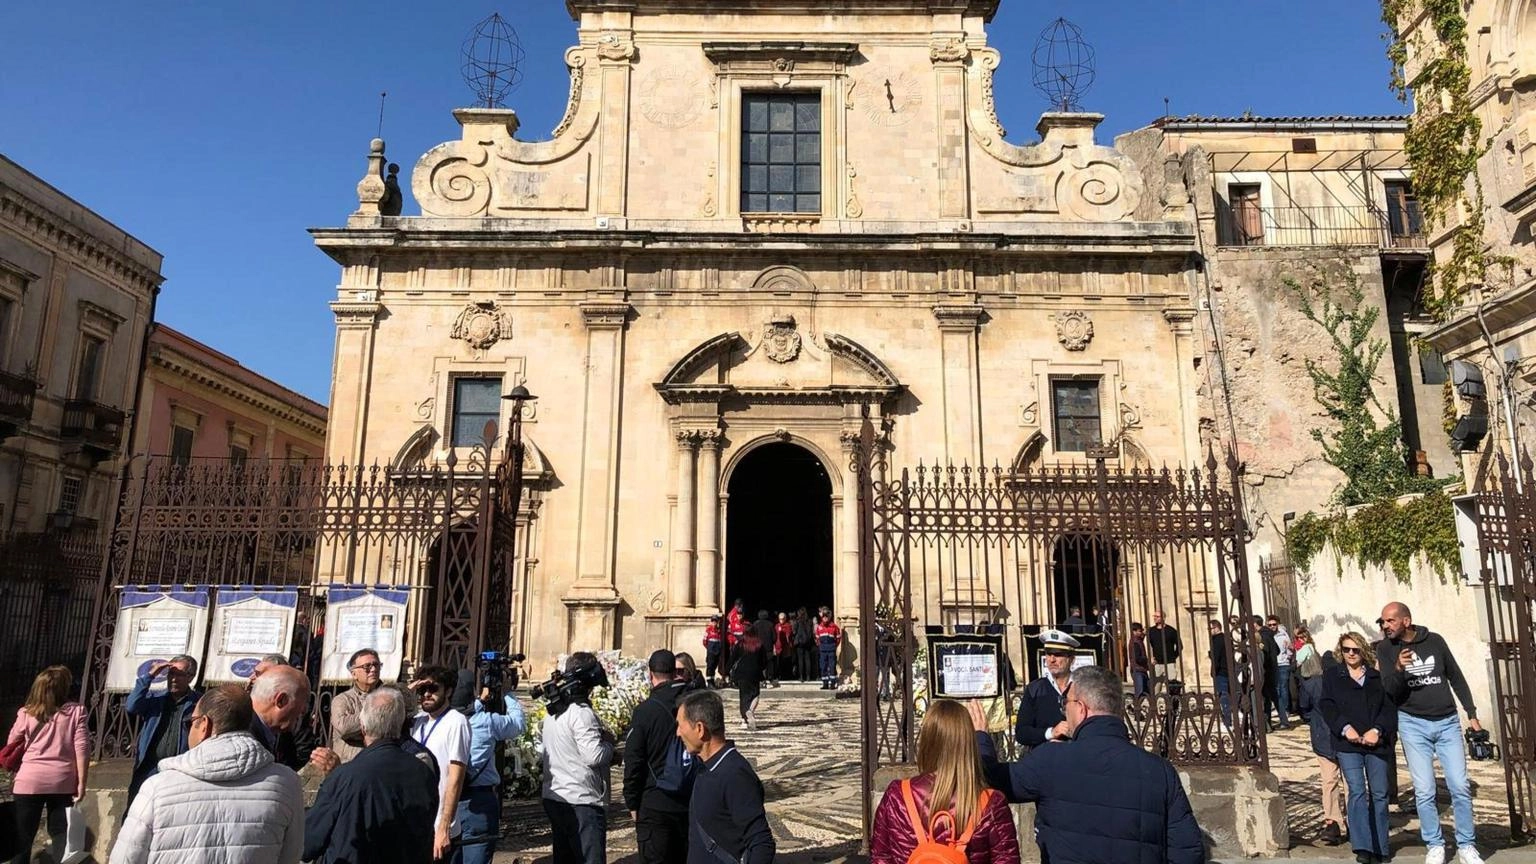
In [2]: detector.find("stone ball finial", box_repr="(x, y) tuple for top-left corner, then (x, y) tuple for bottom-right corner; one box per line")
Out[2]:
(369, 138), (385, 155)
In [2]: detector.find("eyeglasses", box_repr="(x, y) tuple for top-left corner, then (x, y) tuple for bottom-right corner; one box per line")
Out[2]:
(1340, 646), (1363, 655)
(351, 663), (382, 672)
(1374, 619), (1385, 627)
(414, 684), (441, 695)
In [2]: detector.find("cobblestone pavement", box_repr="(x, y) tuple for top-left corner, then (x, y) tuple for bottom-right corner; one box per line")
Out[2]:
(495, 694), (1519, 862)
(498, 684), (864, 863)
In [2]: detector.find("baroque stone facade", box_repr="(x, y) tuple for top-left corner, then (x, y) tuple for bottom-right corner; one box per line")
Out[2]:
(315, 0), (1205, 664)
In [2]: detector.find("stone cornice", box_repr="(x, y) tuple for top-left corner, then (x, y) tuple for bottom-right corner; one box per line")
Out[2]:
(566, 0), (1000, 20)
(1426, 279), (1536, 356)
(580, 301), (633, 328)
(702, 40), (860, 66)
(933, 304), (985, 330)
(655, 382), (900, 406)
(0, 187), (163, 296)
(149, 349), (328, 436)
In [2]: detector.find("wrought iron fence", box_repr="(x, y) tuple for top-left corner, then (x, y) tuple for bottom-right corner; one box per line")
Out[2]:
(1260, 554), (1300, 630)
(82, 435), (525, 759)
(856, 431), (1266, 832)
(1473, 449), (1536, 841)
(0, 532), (103, 719)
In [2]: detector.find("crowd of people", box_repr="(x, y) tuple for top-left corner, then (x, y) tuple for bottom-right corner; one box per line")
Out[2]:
(0, 597), (1489, 864)
(702, 599), (843, 692)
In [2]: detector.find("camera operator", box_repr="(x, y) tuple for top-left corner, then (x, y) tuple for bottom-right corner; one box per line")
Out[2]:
(410, 664), (472, 861)
(449, 668), (526, 864)
(540, 652), (617, 864)
(624, 650), (693, 864)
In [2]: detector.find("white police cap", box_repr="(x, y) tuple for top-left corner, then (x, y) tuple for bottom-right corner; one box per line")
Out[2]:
(1040, 629), (1081, 651)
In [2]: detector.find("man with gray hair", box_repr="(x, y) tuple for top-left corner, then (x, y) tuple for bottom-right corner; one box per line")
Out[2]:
(249, 664), (315, 771)
(970, 665), (1204, 863)
(124, 653), (202, 806)
(304, 686), (439, 864)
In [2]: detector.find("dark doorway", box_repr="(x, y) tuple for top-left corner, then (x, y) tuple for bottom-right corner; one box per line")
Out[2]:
(1050, 534), (1118, 633)
(725, 442), (834, 618)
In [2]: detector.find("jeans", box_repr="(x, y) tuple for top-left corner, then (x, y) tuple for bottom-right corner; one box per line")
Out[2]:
(1338, 751), (1391, 857)
(635, 808), (689, 864)
(1274, 665), (1292, 723)
(1213, 673), (1232, 725)
(451, 785), (501, 864)
(11, 793), (70, 864)
(1398, 712), (1475, 848)
(542, 798), (606, 864)
(819, 647), (837, 683)
(1131, 670), (1150, 699)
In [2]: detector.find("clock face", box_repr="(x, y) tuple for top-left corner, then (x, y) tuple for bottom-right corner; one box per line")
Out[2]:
(862, 69), (922, 127)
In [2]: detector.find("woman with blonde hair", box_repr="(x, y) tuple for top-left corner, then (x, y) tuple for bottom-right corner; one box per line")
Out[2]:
(1320, 632), (1396, 864)
(5, 665), (89, 864)
(870, 699), (1019, 863)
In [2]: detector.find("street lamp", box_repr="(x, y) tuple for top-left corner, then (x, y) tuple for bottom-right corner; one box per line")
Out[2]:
(501, 384), (538, 479)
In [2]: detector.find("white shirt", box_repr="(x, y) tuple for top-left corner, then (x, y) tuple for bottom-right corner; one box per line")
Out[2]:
(411, 708), (471, 835)
(539, 702), (614, 807)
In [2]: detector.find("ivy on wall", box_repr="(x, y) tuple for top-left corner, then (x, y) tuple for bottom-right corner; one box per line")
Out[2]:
(1381, 0), (1488, 317)
(1283, 269), (1454, 582)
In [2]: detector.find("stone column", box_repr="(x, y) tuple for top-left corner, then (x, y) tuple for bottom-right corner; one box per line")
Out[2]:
(934, 304), (985, 465)
(670, 431), (698, 611)
(695, 430), (722, 610)
(564, 301), (631, 651)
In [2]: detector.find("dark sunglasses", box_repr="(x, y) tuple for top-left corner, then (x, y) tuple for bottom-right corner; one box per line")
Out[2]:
(1375, 619), (1385, 627)
(351, 662), (382, 672)
(1340, 646), (1363, 655)
(674, 668), (686, 674)
(414, 684), (441, 695)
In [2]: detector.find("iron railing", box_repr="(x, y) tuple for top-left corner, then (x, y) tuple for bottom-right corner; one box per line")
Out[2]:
(61, 398), (126, 455)
(0, 532), (104, 719)
(0, 368), (38, 435)
(1217, 203), (1424, 249)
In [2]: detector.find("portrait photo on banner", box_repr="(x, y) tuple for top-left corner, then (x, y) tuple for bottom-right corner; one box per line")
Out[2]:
(320, 587), (410, 683)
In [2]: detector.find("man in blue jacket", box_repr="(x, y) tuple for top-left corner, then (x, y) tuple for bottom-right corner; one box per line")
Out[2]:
(972, 665), (1205, 864)
(124, 654), (203, 806)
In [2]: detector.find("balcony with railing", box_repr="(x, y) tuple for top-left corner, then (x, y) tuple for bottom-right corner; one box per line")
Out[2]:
(1216, 203), (1425, 249)
(0, 369), (38, 438)
(60, 399), (126, 461)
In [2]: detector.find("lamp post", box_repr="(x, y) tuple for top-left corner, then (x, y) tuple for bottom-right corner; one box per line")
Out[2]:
(499, 384), (537, 653)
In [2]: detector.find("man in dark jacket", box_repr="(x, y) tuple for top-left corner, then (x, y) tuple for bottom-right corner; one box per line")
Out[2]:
(305, 686), (439, 864)
(1147, 609), (1182, 682)
(676, 689), (774, 864)
(1207, 620), (1232, 726)
(1253, 615), (1283, 730)
(974, 665), (1205, 864)
(125, 654), (203, 806)
(1015, 629), (1078, 747)
(625, 650), (693, 864)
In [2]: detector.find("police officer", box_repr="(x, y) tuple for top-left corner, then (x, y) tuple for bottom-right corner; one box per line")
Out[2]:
(814, 608), (842, 690)
(703, 615), (725, 688)
(1015, 629), (1080, 747)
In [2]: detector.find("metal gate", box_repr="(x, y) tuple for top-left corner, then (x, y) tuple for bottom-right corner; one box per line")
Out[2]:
(80, 431), (524, 758)
(855, 423), (1267, 833)
(1260, 554), (1300, 628)
(0, 532), (103, 718)
(1472, 450), (1536, 841)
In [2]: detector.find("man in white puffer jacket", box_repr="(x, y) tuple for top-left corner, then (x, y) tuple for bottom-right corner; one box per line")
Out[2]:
(110, 683), (303, 864)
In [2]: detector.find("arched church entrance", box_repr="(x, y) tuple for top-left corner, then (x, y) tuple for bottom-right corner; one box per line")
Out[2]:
(725, 442), (834, 619)
(1050, 534), (1119, 632)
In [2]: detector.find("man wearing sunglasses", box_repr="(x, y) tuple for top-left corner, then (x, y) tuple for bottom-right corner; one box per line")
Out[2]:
(1015, 629), (1080, 747)
(411, 665), (472, 861)
(329, 648), (385, 765)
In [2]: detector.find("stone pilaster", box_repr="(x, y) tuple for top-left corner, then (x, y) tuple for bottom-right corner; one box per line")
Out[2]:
(669, 431), (698, 611)
(564, 300), (630, 650)
(933, 304), (986, 465)
(837, 429), (862, 617)
(1164, 307), (1199, 465)
(327, 300), (383, 465)
(930, 36), (972, 221)
(595, 28), (636, 216)
(694, 429), (722, 610)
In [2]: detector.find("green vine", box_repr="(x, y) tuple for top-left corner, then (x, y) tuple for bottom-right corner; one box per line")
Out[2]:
(1286, 490), (1460, 583)
(1381, 0), (1488, 317)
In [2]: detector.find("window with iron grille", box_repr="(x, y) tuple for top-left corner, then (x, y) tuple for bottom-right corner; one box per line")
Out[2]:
(58, 476), (82, 515)
(171, 425), (195, 467)
(741, 93), (821, 214)
(1052, 379), (1102, 453)
(229, 445), (249, 471)
(451, 376), (502, 447)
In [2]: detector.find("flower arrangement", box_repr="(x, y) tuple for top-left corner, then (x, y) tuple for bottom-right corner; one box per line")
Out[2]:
(505, 651), (651, 799)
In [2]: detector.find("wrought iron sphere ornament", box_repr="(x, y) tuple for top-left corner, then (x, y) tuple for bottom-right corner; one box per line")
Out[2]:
(461, 12), (526, 108)
(1031, 17), (1096, 112)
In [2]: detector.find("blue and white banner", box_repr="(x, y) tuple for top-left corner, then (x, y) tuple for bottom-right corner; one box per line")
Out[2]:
(105, 588), (212, 692)
(205, 588), (300, 683)
(321, 587), (410, 684)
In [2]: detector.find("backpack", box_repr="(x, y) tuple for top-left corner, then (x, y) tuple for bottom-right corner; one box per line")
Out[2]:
(899, 779), (991, 864)
(653, 733), (697, 795)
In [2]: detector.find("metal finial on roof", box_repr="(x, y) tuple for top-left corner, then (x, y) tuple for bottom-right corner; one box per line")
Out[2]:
(1030, 17), (1095, 113)
(461, 12), (526, 109)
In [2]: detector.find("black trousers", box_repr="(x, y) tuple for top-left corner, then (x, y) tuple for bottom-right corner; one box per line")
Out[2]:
(739, 683), (761, 720)
(635, 807), (689, 864)
(542, 799), (605, 864)
(11, 794), (69, 864)
(705, 645), (723, 682)
(796, 645), (815, 681)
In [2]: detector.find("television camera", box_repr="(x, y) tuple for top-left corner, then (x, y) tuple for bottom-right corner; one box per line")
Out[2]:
(530, 657), (609, 716)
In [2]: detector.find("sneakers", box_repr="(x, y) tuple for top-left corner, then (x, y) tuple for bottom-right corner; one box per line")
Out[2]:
(1456, 847), (1485, 864)
(744, 709), (757, 732)
(1424, 846), (1446, 864)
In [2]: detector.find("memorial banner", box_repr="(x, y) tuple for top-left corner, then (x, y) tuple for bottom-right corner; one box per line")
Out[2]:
(321, 587), (409, 684)
(105, 588), (212, 692)
(927, 634), (1005, 700)
(204, 588), (299, 683)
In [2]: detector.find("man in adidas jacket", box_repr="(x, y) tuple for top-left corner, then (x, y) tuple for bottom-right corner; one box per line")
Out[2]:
(624, 649), (692, 864)
(1379, 602), (1484, 864)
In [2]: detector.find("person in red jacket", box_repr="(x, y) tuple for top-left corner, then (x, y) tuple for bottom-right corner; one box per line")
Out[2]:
(773, 612), (794, 684)
(726, 599), (749, 669)
(870, 699), (1019, 863)
(703, 616), (725, 688)
(815, 609), (842, 690)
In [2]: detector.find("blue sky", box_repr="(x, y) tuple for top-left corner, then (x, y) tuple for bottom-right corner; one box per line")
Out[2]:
(0, 2), (1403, 404)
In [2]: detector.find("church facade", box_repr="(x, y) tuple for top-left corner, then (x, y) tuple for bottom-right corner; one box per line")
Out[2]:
(313, 0), (1206, 664)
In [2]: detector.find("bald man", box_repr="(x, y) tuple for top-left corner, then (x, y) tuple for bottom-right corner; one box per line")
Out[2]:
(250, 665), (317, 771)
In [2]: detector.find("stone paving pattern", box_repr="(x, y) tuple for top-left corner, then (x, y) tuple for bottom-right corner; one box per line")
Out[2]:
(496, 690), (1519, 862)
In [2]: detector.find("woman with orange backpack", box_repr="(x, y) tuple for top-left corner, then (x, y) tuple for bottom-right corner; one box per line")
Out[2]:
(870, 699), (1020, 864)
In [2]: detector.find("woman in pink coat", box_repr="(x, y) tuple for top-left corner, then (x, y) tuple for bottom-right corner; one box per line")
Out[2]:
(7, 665), (89, 864)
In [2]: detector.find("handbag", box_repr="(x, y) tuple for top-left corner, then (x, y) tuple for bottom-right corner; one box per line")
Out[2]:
(695, 820), (744, 864)
(0, 717), (39, 773)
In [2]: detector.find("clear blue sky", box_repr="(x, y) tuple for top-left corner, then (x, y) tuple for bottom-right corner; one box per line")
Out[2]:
(1, 1), (1403, 404)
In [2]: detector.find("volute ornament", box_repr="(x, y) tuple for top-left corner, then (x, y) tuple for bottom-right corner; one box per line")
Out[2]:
(762, 314), (802, 364)
(452, 302), (513, 351)
(1052, 310), (1094, 351)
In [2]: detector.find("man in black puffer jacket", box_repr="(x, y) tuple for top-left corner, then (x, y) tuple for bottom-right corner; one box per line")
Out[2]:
(624, 650), (693, 864)
(973, 665), (1205, 864)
